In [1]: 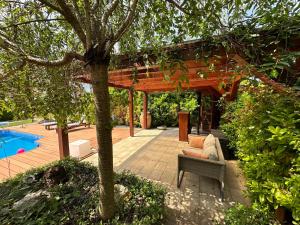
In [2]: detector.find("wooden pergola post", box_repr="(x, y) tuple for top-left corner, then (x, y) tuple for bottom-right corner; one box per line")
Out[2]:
(143, 92), (148, 129)
(211, 94), (221, 129)
(57, 127), (69, 159)
(196, 91), (202, 135)
(128, 89), (134, 137)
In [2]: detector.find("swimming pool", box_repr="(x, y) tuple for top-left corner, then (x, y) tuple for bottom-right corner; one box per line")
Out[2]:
(0, 130), (43, 159)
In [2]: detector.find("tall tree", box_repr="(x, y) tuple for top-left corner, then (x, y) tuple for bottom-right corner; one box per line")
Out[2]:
(0, 0), (299, 220)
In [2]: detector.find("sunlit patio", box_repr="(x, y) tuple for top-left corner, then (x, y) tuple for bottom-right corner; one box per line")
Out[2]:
(85, 128), (248, 224)
(0, 123), (137, 181)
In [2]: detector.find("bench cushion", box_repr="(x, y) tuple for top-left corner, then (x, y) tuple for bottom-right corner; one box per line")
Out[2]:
(188, 135), (205, 149)
(203, 145), (218, 160)
(182, 147), (209, 159)
(203, 134), (215, 149)
(182, 146), (218, 160)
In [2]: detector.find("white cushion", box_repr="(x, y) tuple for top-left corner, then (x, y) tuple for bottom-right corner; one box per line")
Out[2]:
(203, 145), (218, 160)
(203, 134), (215, 149)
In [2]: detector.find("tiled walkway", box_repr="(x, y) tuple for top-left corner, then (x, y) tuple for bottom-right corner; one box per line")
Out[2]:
(84, 129), (163, 167)
(0, 124), (135, 181)
(108, 128), (248, 224)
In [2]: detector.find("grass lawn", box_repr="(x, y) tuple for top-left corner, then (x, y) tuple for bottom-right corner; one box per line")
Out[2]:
(0, 119), (33, 128)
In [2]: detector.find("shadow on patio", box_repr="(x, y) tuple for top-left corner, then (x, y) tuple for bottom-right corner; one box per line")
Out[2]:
(115, 128), (249, 224)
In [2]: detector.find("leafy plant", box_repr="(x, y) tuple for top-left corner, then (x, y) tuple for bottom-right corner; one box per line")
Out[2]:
(222, 203), (279, 225)
(0, 158), (166, 225)
(221, 83), (300, 223)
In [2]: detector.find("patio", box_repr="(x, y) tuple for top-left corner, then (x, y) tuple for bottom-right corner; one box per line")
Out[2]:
(0, 123), (137, 181)
(0, 121), (249, 224)
(85, 128), (248, 224)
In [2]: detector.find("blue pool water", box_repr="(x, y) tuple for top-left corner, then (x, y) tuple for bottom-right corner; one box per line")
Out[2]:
(0, 130), (43, 159)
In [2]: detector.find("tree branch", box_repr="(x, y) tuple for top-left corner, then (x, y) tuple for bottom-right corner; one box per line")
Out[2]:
(71, 0), (83, 21)
(165, 0), (190, 15)
(105, 0), (138, 56)
(0, 31), (24, 54)
(25, 52), (85, 67)
(38, 0), (87, 47)
(1, 32), (84, 68)
(92, 0), (100, 13)
(38, 0), (65, 15)
(83, 0), (92, 48)
(1, 18), (66, 29)
(102, 0), (120, 25)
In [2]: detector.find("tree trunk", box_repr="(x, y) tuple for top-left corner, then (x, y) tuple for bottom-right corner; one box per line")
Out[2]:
(56, 127), (69, 159)
(90, 62), (115, 220)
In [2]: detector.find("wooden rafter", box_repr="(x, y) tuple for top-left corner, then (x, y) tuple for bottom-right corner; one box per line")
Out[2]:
(78, 55), (241, 96)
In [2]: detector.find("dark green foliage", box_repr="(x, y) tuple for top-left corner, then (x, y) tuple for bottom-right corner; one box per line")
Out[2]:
(221, 83), (300, 223)
(149, 92), (198, 127)
(0, 110), (14, 121)
(0, 99), (14, 121)
(109, 88), (199, 128)
(222, 203), (279, 225)
(114, 172), (166, 224)
(148, 93), (178, 127)
(0, 158), (166, 225)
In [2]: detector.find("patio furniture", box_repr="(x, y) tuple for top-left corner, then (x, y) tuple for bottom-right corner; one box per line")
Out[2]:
(69, 139), (91, 158)
(178, 111), (190, 141)
(67, 121), (90, 130)
(43, 121), (57, 130)
(177, 135), (226, 200)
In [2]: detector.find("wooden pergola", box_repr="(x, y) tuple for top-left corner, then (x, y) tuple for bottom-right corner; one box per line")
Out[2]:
(55, 37), (298, 158)
(76, 36), (300, 138)
(77, 39), (251, 137)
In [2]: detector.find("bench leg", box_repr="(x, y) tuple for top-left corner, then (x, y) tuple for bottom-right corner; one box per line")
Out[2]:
(220, 181), (224, 201)
(177, 170), (185, 188)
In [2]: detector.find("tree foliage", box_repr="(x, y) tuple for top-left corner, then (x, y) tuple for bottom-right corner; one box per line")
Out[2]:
(0, 63), (87, 127)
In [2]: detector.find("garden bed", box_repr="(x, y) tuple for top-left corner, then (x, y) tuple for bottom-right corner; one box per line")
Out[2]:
(0, 158), (166, 224)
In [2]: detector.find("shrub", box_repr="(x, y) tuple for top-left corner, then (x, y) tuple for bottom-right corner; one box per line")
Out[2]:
(109, 87), (199, 128)
(149, 92), (198, 127)
(0, 100), (14, 121)
(221, 84), (300, 223)
(149, 93), (178, 127)
(222, 203), (279, 225)
(0, 158), (166, 225)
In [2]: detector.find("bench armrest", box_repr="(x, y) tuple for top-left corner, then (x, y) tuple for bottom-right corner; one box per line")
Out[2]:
(178, 154), (226, 166)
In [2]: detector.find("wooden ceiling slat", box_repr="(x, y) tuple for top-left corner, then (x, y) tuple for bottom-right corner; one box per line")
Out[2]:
(111, 75), (232, 87)
(109, 67), (236, 81)
(131, 79), (221, 91)
(108, 57), (235, 77)
(136, 85), (215, 93)
(78, 54), (244, 96)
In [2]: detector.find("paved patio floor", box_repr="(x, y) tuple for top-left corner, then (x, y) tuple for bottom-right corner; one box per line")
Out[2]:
(86, 128), (248, 225)
(84, 129), (163, 167)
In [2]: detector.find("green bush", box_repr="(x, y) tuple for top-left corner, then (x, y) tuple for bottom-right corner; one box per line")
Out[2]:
(221, 84), (300, 223)
(0, 110), (14, 121)
(149, 92), (198, 127)
(223, 203), (279, 225)
(109, 88), (199, 128)
(0, 100), (14, 121)
(0, 158), (166, 225)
